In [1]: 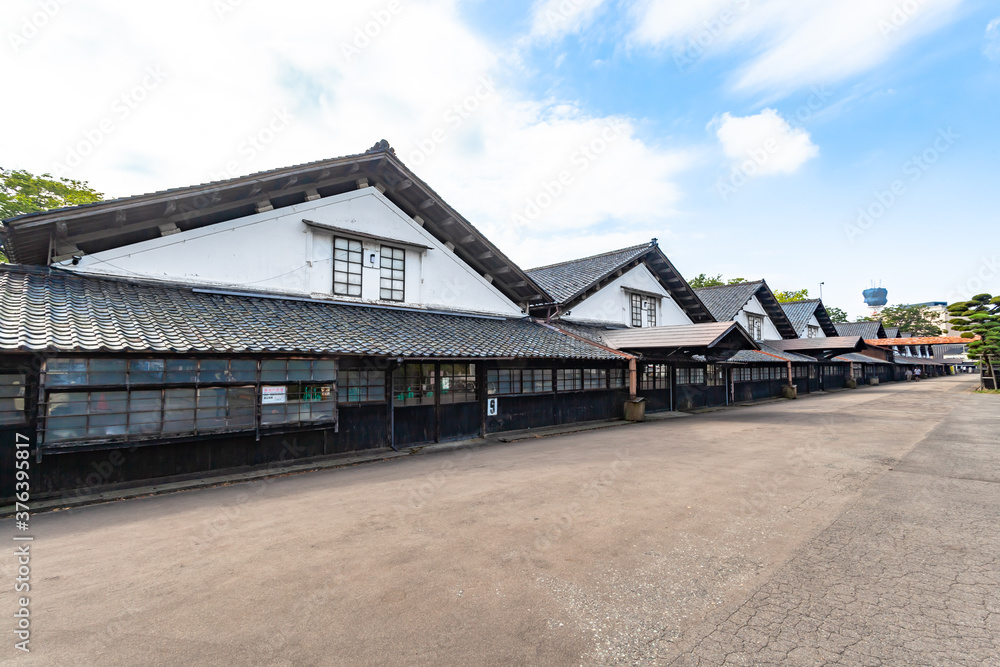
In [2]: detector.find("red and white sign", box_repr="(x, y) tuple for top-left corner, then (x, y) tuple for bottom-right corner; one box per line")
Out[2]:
(261, 386), (287, 404)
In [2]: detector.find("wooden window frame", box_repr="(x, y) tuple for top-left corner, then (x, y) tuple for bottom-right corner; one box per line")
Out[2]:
(333, 236), (363, 297)
(379, 245), (405, 302)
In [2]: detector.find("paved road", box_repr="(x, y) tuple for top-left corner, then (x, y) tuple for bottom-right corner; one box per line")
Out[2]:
(2, 376), (996, 666)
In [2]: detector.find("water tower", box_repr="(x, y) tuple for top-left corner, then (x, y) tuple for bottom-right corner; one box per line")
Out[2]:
(863, 283), (888, 317)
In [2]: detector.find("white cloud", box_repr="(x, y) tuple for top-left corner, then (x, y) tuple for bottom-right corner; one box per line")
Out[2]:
(528, 0), (609, 41)
(629, 0), (967, 95)
(711, 109), (818, 176)
(0, 0), (693, 270)
(985, 16), (1000, 61)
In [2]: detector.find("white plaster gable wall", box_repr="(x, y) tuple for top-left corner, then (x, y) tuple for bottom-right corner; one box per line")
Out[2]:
(805, 314), (826, 338)
(739, 295), (783, 341)
(563, 264), (693, 327)
(61, 188), (522, 316)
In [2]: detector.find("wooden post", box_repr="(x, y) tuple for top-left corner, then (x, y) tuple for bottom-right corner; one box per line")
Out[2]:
(629, 358), (637, 399)
(786, 361), (793, 385)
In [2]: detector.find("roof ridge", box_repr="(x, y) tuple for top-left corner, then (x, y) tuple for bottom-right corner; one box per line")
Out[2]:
(692, 279), (764, 291)
(525, 242), (652, 272)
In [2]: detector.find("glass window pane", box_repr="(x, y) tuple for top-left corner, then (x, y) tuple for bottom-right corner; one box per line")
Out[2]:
(313, 360), (336, 381)
(89, 359), (127, 385)
(47, 415), (87, 442)
(230, 359), (257, 382)
(88, 390), (128, 437)
(47, 359), (88, 386)
(130, 359), (165, 384)
(199, 359), (228, 383)
(47, 392), (89, 416)
(163, 388), (195, 433)
(165, 359), (198, 384)
(261, 360), (286, 382)
(288, 360), (311, 381)
(129, 390), (163, 435)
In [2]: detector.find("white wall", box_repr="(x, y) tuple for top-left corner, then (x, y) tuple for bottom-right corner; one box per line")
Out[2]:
(563, 264), (693, 327)
(804, 314), (826, 338)
(61, 188), (522, 316)
(740, 295), (783, 341)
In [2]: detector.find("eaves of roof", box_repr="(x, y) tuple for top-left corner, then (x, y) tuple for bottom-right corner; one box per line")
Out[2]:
(0, 141), (548, 308)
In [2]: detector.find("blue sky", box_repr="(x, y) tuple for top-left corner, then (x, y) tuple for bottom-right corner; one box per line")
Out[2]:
(1, 0), (998, 318)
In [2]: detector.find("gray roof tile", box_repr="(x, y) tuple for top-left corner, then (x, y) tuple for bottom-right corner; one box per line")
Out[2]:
(834, 321), (885, 339)
(526, 243), (652, 303)
(0, 265), (617, 359)
(693, 281), (765, 321)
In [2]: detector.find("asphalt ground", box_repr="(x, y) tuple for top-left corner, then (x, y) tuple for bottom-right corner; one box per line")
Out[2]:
(1, 375), (995, 666)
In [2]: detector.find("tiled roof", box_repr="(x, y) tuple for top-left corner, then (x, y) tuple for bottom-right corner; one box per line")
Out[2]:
(831, 352), (892, 365)
(693, 281), (764, 321)
(892, 356), (946, 366)
(779, 299), (838, 338)
(526, 243), (653, 302)
(550, 320), (628, 346)
(766, 337), (864, 352)
(867, 336), (973, 346)
(727, 342), (818, 364)
(834, 321), (884, 339)
(601, 322), (753, 350)
(779, 300), (819, 337)
(884, 327), (900, 338)
(0, 265), (617, 359)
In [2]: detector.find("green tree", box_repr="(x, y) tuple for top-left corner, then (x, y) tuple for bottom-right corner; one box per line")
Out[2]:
(825, 306), (849, 323)
(774, 288), (810, 302)
(688, 273), (724, 288)
(948, 294), (1000, 390)
(1, 168), (104, 261)
(876, 304), (943, 337)
(687, 274), (748, 288)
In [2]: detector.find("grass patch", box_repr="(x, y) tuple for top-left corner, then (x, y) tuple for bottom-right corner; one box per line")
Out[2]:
(974, 388), (1000, 394)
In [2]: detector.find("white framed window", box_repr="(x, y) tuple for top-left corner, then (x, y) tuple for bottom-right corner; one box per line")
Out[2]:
(646, 300), (656, 327)
(807, 325), (820, 338)
(747, 313), (764, 340)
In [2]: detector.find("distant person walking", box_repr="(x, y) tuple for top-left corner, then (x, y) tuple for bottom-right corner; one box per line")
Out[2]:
(905, 369), (913, 382)
(914, 367), (922, 381)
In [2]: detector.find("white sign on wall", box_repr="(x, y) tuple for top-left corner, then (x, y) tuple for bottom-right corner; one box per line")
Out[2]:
(487, 398), (498, 416)
(262, 386), (287, 404)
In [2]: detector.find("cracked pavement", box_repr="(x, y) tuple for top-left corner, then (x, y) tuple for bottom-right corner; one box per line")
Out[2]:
(1, 375), (996, 666)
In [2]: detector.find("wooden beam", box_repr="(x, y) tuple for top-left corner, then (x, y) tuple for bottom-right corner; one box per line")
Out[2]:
(10, 157), (382, 230)
(59, 174), (364, 248)
(418, 199), (436, 210)
(477, 250), (494, 260)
